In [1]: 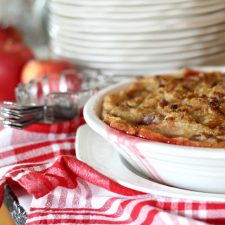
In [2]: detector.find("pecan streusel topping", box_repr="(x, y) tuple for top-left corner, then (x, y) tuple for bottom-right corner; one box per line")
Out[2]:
(101, 69), (225, 147)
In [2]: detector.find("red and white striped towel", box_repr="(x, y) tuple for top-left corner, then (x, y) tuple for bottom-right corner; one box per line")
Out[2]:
(1, 118), (225, 225)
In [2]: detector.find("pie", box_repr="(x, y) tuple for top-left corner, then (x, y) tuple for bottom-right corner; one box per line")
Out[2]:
(101, 69), (225, 148)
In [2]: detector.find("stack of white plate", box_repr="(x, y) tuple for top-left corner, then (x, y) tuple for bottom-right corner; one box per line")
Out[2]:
(48, 0), (225, 75)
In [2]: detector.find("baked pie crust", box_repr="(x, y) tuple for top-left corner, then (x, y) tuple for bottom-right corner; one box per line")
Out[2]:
(101, 69), (225, 148)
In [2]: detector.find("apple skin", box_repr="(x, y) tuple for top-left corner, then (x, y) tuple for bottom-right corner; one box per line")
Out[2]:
(0, 26), (23, 47)
(21, 59), (77, 83)
(0, 43), (34, 101)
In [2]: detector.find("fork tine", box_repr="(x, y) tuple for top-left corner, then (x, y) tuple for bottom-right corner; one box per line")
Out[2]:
(0, 101), (45, 128)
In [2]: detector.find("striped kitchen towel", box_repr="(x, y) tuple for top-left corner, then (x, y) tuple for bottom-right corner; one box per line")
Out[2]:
(0, 119), (225, 225)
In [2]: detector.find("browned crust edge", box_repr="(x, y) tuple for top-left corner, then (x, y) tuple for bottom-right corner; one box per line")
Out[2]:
(107, 120), (225, 148)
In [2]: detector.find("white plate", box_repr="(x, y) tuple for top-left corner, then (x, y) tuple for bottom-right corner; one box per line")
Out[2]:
(50, 44), (225, 62)
(76, 125), (225, 202)
(96, 63), (225, 75)
(49, 2), (225, 19)
(48, 22), (225, 40)
(50, 37), (225, 56)
(52, 0), (223, 7)
(49, 12), (225, 32)
(50, 0), (224, 13)
(51, 50), (225, 72)
(49, 28), (225, 48)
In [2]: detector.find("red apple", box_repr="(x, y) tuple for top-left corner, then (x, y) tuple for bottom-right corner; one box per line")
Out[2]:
(0, 43), (34, 101)
(21, 59), (77, 83)
(0, 25), (23, 47)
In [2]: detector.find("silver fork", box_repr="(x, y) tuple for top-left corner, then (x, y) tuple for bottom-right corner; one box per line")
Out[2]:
(0, 88), (101, 129)
(0, 101), (45, 128)
(0, 70), (136, 128)
(0, 91), (80, 128)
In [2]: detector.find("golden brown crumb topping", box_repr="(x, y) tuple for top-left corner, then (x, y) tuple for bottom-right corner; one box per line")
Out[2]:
(101, 69), (225, 147)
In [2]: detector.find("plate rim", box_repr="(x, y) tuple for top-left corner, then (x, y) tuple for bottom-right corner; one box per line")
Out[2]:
(76, 124), (225, 202)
